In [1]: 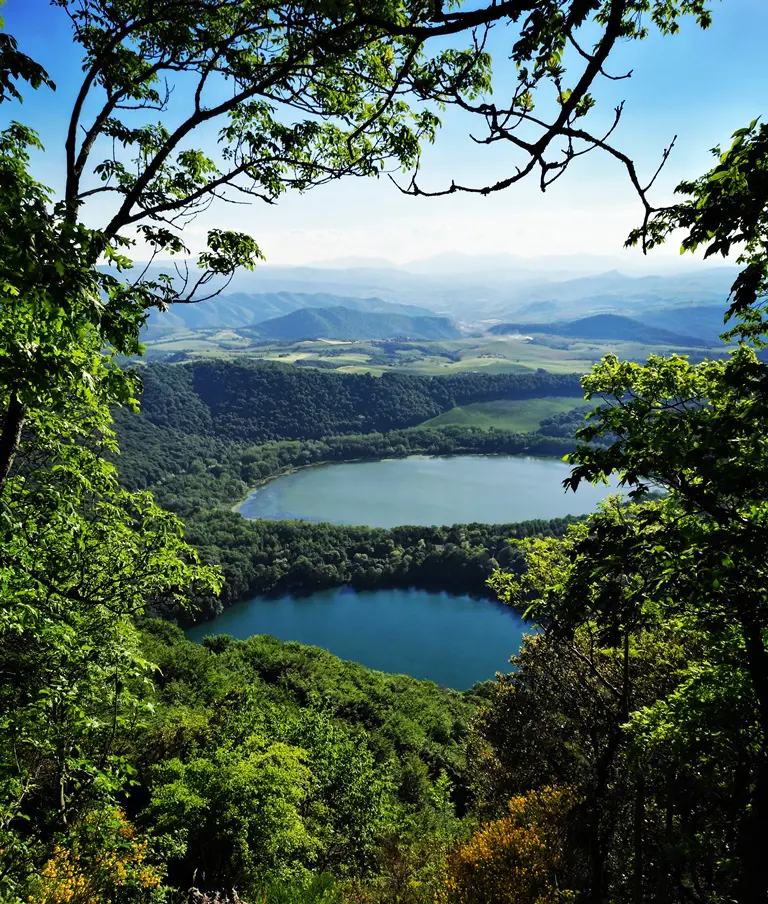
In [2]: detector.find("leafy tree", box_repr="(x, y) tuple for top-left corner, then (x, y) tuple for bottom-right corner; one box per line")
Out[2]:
(467, 14), (768, 894)
(561, 350), (768, 904)
(0, 423), (221, 897)
(397, 0), (712, 203)
(0, 122), (141, 488)
(628, 119), (768, 328)
(0, 1), (499, 895)
(471, 613), (735, 903)
(146, 738), (317, 889)
(0, 115), (210, 898)
(274, 711), (393, 874)
(0, 0), (485, 485)
(487, 345), (768, 903)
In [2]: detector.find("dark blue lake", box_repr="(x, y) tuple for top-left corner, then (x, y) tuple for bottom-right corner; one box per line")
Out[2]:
(186, 586), (528, 688)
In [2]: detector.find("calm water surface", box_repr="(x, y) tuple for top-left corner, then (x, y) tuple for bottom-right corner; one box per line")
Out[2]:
(197, 455), (620, 686)
(186, 586), (527, 689)
(237, 455), (620, 527)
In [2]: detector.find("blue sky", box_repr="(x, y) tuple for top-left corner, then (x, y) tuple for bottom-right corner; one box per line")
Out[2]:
(2, 0), (767, 267)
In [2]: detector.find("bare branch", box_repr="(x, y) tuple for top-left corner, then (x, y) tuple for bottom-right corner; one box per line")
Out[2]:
(568, 33), (633, 81)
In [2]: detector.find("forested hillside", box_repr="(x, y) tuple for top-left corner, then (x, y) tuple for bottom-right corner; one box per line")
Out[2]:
(114, 405), (578, 617)
(143, 291), (433, 338)
(114, 358), (583, 619)
(109, 619), (489, 899)
(180, 514), (578, 621)
(135, 359), (583, 442)
(252, 305), (461, 341)
(115, 410), (576, 513)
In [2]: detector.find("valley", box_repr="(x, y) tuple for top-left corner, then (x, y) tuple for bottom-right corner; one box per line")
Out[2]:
(138, 268), (732, 400)
(115, 358), (616, 647)
(141, 330), (729, 375)
(5, 1), (763, 899)
(138, 268), (736, 381)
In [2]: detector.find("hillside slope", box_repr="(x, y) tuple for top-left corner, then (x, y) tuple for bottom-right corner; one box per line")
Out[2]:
(489, 313), (708, 346)
(143, 292), (433, 339)
(253, 305), (461, 341)
(135, 359), (583, 442)
(635, 303), (728, 344)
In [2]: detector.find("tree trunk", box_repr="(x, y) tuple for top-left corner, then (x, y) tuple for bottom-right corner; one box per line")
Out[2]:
(633, 774), (645, 904)
(586, 728), (624, 904)
(584, 632), (633, 904)
(735, 748), (768, 904)
(736, 617), (768, 904)
(0, 393), (25, 489)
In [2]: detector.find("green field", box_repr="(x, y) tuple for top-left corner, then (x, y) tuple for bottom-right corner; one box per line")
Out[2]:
(142, 330), (727, 377)
(424, 396), (585, 432)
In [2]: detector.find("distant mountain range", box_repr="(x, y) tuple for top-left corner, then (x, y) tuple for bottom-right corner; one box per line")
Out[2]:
(310, 251), (719, 278)
(143, 291), (434, 340)
(133, 258), (737, 346)
(220, 263), (736, 321)
(130, 258), (736, 326)
(634, 304), (728, 344)
(251, 306), (461, 341)
(489, 314), (710, 347)
(498, 271), (736, 324)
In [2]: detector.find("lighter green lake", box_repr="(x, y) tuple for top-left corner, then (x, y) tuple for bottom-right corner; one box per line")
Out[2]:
(186, 587), (527, 688)
(237, 454), (621, 527)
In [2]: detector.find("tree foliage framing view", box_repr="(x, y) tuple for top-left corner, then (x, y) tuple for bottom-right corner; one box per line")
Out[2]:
(3, 0), (768, 902)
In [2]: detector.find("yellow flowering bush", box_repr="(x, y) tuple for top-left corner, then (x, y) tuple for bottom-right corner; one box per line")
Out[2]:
(439, 787), (578, 904)
(29, 807), (162, 904)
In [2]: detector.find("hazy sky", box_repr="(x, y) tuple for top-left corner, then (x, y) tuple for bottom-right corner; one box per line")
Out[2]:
(3, 0), (767, 267)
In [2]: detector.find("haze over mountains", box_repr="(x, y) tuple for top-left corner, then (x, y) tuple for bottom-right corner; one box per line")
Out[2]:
(307, 251), (724, 278)
(143, 291), (433, 340)
(140, 256), (736, 346)
(216, 264), (735, 324)
(489, 314), (710, 347)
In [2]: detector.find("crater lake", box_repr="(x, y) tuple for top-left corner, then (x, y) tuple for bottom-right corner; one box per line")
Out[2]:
(237, 454), (622, 527)
(186, 586), (528, 689)
(186, 455), (624, 686)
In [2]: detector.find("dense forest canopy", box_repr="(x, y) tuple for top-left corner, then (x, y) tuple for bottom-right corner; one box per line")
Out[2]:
(114, 381), (580, 617)
(134, 360), (583, 442)
(115, 409), (577, 513)
(4, 0), (768, 903)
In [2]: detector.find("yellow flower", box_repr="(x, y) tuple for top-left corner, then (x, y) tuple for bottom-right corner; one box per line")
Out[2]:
(29, 806), (164, 904)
